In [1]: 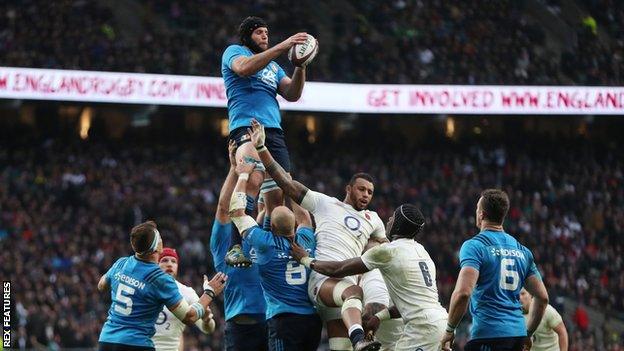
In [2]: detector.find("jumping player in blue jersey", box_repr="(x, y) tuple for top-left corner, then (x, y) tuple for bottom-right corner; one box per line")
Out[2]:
(229, 161), (322, 351)
(210, 141), (268, 351)
(221, 16), (318, 267)
(97, 220), (227, 351)
(442, 189), (549, 351)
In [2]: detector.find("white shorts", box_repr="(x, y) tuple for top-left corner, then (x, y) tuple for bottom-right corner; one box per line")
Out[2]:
(376, 318), (404, 351)
(360, 269), (389, 307)
(308, 271), (358, 321)
(394, 311), (447, 351)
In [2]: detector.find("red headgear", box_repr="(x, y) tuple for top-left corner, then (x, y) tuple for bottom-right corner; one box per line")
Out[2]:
(159, 247), (179, 262)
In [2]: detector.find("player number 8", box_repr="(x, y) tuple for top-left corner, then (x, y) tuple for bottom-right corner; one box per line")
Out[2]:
(285, 261), (307, 285)
(499, 258), (520, 291)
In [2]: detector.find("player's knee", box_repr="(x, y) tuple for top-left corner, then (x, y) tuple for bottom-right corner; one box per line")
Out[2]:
(341, 296), (363, 315)
(341, 284), (363, 302)
(328, 337), (353, 351)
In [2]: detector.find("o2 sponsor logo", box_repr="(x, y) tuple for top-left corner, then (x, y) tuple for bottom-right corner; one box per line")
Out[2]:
(155, 311), (167, 325)
(344, 216), (361, 231)
(344, 216), (364, 238)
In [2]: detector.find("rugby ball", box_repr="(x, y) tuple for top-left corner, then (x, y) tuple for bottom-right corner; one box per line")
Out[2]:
(288, 34), (319, 67)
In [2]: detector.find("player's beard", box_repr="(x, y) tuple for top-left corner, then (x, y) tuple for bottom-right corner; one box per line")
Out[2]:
(248, 41), (265, 53)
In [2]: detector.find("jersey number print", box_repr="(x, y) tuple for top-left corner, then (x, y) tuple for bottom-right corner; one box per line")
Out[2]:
(114, 283), (135, 315)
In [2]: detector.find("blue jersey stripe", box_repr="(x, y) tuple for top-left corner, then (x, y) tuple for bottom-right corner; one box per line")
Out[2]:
(143, 268), (161, 283)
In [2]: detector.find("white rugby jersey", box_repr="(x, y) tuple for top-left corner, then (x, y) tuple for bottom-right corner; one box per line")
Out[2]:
(301, 190), (385, 262)
(361, 239), (447, 323)
(152, 281), (199, 351)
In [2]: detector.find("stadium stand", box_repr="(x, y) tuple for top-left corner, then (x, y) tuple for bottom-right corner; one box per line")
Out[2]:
(0, 0), (621, 84)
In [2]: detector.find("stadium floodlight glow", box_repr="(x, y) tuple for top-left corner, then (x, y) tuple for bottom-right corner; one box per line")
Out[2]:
(79, 107), (92, 140)
(446, 117), (455, 138)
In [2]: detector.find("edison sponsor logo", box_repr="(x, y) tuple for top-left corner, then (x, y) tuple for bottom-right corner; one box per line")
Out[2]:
(3, 281), (10, 348)
(490, 247), (525, 259)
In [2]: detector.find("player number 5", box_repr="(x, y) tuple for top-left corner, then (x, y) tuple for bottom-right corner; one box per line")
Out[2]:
(499, 258), (520, 291)
(114, 283), (135, 315)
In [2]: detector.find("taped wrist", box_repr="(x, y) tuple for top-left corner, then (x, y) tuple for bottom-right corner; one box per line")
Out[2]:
(171, 299), (191, 322)
(374, 308), (391, 321)
(190, 302), (205, 319)
(231, 215), (258, 233)
(300, 257), (313, 268)
(230, 192), (247, 212)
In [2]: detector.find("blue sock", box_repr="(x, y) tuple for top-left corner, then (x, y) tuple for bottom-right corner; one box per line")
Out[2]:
(263, 215), (271, 231)
(348, 327), (364, 346)
(245, 195), (255, 216)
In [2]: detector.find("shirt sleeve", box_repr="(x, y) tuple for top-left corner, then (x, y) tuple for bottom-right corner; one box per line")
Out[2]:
(104, 257), (125, 282)
(244, 226), (272, 253)
(459, 240), (483, 271)
(209, 220), (231, 265)
(545, 305), (563, 328)
(370, 216), (387, 239)
(154, 273), (184, 308)
(184, 285), (200, 304)
(300, 190), (330, 214)
(361, 244), (392, 270)
(296, 227), (316, 253)
(222, 45), (248, 69)
(277, 63), (287, 83)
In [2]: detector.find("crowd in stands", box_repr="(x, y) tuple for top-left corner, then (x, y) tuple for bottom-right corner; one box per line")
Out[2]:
(2, 127), (623, 350)
(0, 0), (622, 85)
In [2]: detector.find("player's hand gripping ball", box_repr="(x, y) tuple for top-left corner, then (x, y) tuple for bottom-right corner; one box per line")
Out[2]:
(288, 34), (319, 67)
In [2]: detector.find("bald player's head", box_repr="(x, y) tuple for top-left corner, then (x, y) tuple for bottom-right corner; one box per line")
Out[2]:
(270, 206), (296, 237)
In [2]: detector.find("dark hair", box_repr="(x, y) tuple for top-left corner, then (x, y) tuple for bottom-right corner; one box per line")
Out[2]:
(349, 172), (374, 186)
(390, 204), (425, 239)
(480, 189), (510, 224)
(130, 220), (158, 254)
(238, 16), (268, 47)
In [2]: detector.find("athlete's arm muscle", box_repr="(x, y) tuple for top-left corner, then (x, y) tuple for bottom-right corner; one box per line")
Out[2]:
(231, 48), (284, 77)
(97, 275), (109, 292)
(259, 149), (309, 204)
(446, 266), (479, 328)
(524, 274), (549, 336)
(231, 33), (308, 77)
(278, 67), (305, 102)
(312, 257), (369, 278)
(292, 201), (313, 230)
(553, 321), (569, 351)
(216, 141), (239, 224)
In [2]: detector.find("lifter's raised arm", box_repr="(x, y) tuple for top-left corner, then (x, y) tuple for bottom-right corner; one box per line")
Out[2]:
(249, 119), (310, 204)
(215, 141), (240, 223)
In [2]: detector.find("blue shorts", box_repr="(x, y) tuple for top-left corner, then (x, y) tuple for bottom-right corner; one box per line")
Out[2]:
(225, 320), (268, 351)
(229, 127), (291, 172)
(464, 337), (526, 351)
(267, 313), (322, 351)
(98, 342), (154, 351)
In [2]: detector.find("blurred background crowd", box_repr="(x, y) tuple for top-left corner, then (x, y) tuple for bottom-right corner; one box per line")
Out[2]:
(0, 0), (622, 84)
